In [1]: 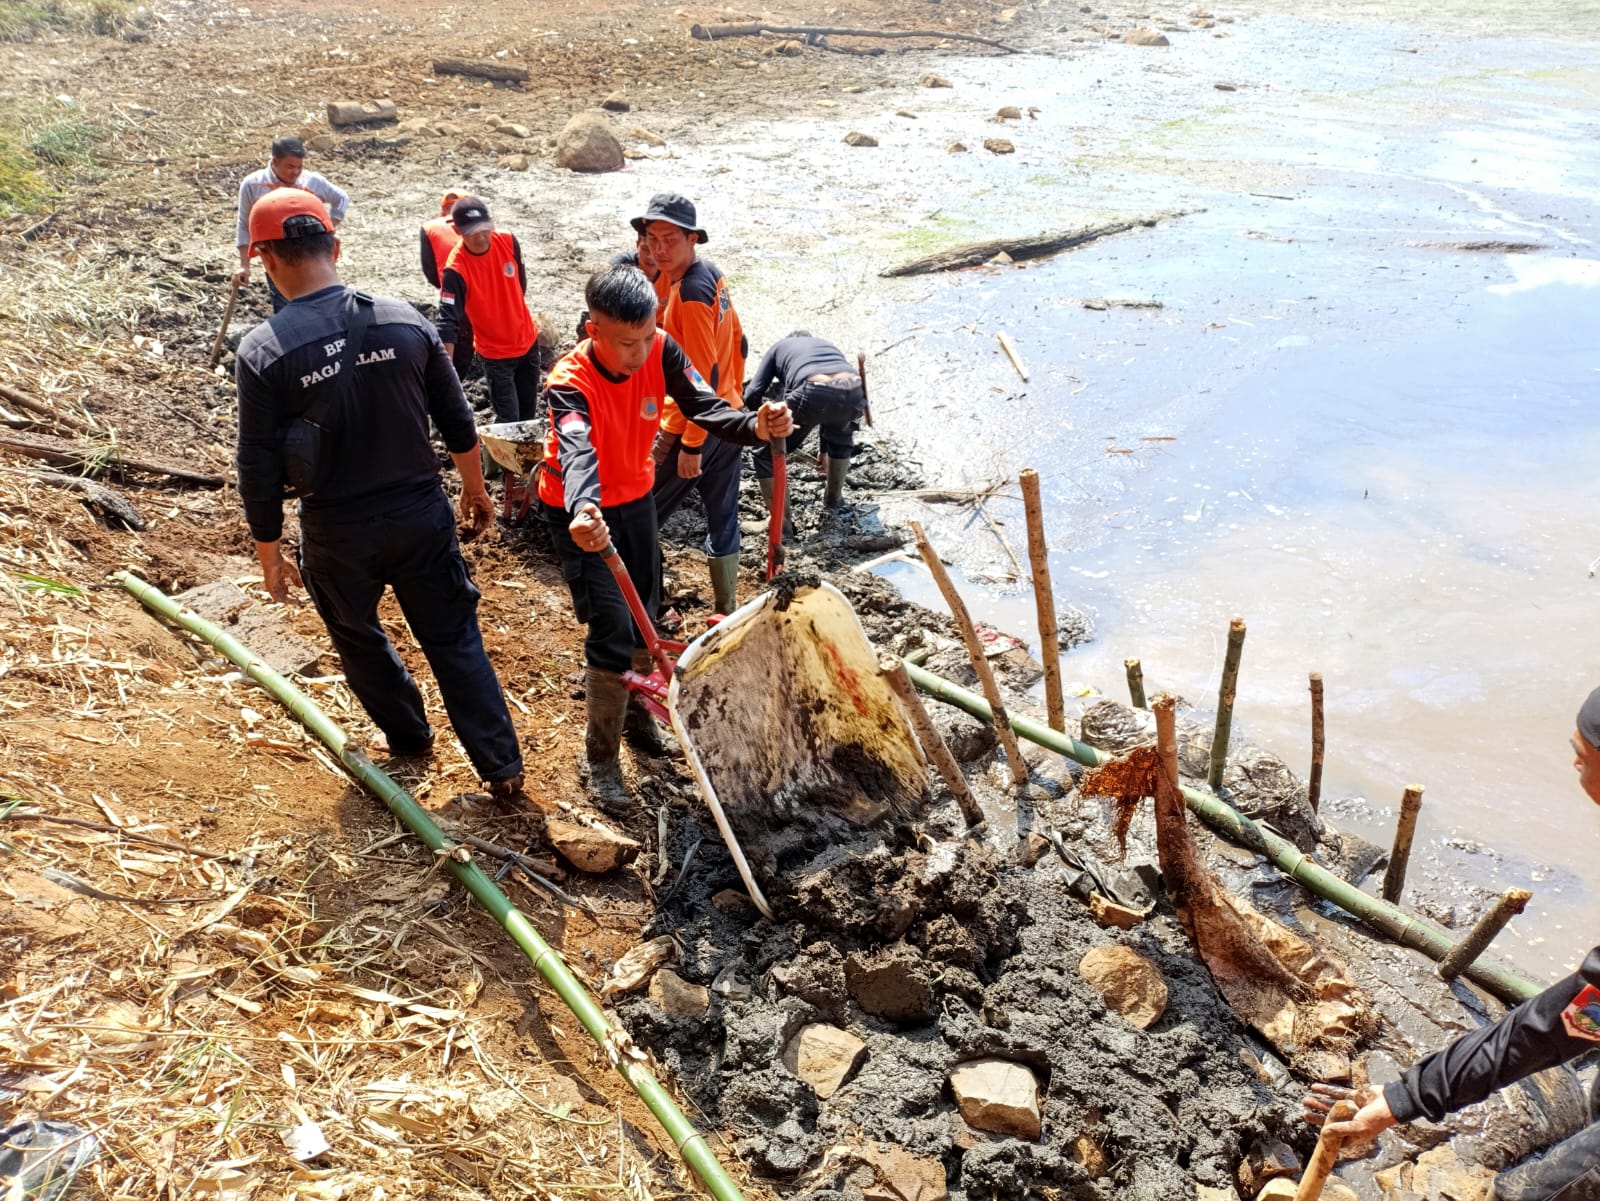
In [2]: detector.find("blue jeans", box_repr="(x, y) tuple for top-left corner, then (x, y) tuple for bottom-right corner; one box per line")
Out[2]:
(751, 376), (865, 479)
(652, 435), (742, 558)
(298, 486), (522, 782)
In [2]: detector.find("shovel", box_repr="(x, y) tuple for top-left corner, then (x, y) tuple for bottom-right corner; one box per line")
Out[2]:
(766, 433), (786, 580)
(208, 279), (241, 369)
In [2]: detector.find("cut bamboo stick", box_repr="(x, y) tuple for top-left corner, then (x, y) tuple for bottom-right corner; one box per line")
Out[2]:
(1125, 658), (1147, 710)
(1152, 693), (1179, 790)
(1380, 785), (1425, 905)
(1295, 1099), (1356, 1201)
(1308, 672), (1325, 813)
(1438, 888), (1533, 981)
(1207, 617), (1247, 791)
(996, 332), (1029, 382)
(1018, 469), (1064, 733)
(910, 520), (1029, 786)
(879, 655), (983, 827)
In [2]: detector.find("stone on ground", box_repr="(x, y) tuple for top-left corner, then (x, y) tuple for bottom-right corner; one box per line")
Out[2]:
(1088, 893), (1146, 929)
(782, 1022), (867, 1099)
(176, 581), (321, 676)
(996, 105), (1022, 119)
(1124, 27), (1171, 45)
(648, 968), (709, 1018)
(844, 132), (879, 147)
(500, 154), (530, 171)
(983, 138), (1015, 154)
(947, 142), (968, 153)
(555, 111), (624, 172)
(601, 91), (630, 111)
(306, 134), (336, 153)
(629, 126), (666, 147)
(1256, 1181), (1357, 1201)
(1078, 945), (1168, 1028)
(546, 817), (640, 872)
(920, 73), (953, 88)
(855, 1143), (948, 1201)
(1376, 1144), (1494, 1200)
(947, 1058), (1042, 1139)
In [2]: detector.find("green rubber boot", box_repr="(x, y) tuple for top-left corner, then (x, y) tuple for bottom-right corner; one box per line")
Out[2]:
(709, 553), (740, 616)
(583, 666), (630, 812)
(824, 454), (849, 508)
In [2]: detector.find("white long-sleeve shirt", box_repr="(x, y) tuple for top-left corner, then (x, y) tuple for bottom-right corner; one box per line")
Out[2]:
(234, 164), (350, 248)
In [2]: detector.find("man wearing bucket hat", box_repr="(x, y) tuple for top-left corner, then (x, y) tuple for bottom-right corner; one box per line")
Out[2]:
(419, 188), (475, 377)
(1306, 684), (1600, 1200)
(633, 192), (750, 616)
(234, 188), (526, 804)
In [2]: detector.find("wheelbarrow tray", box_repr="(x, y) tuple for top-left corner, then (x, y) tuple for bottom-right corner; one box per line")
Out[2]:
(479, 420), (545, 476)
(668, 579), (928, 917)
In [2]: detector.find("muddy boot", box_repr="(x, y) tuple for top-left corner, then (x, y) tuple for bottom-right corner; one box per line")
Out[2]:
(1489, 1121), (1600, 1201)
(583, 666), (630, 812)
(709, 553), (740, 615)
(623, 650), (667, 756)
(823, 454), (849, 508)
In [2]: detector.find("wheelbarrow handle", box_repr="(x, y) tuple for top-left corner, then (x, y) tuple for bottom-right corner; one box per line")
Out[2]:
(597, 543), (674, 678)
(766, 434), (787, 583)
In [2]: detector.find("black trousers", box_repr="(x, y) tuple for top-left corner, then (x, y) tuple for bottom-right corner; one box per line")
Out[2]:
(544, 494), (661, 674)
(751, 377), (866, 478)
(298, 486), (523, 782)
(450, 311), (477, 379)
(1492, 1118), (1600, 1200)
(482, 346), (540, 424)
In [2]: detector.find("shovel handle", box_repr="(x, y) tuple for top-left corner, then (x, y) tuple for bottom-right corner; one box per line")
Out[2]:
(1294, 1099), (1356, 1201)
(766, 434), (787, 582)
(597, 543), (673, 678)
(209, 279), (241, 369)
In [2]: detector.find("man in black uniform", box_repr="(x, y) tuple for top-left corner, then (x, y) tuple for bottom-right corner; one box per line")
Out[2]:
(1307, 684), (1600, 1200)
(744, 331), (867, 512)
(234, 189), (525, 799)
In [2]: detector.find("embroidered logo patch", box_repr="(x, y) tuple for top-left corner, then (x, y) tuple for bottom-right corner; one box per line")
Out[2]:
(503, 261), (516, 277)
(640, 395), (659, 420)
(684, 366), (709, 392)
(1561, 984), (1600, 1043)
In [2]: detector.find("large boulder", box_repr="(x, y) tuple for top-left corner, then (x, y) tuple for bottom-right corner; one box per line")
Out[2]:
(555, 111), (624, 173)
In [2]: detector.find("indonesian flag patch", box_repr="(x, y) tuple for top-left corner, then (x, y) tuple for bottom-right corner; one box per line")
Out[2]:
(1561, 983), (1600, 1043)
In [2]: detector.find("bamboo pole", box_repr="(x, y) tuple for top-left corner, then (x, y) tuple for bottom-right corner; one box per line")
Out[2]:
(1381, 785), (1425, 905)
(1308, 672), (1325, 813)
(1125, 658), (1147, 709)
(879, 655), (983, 828)
(1295, 1099), (1356, 1201)
(997, 332), (1029, 382)
(910, 521), (1029, 786)
(899, 659), (1543, 1005)
(1207, 617), (1247, 791)
(114, 572), (751, 1201)
(1438, 888), (1533, 981)
(1152, 693), (1179, 789)
(1018, 469), (1064, 733)
(208, 280), (241, 368)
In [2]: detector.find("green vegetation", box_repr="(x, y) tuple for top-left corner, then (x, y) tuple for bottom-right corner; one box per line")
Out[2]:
(0, 0), (148, 41)
(0, 99), (112, 216)
(0, 128), (50, 217)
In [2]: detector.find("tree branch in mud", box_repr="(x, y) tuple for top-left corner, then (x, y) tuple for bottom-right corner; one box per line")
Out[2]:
(0, 467), (147, 530)
(688, 21), (1020, 54)
(880, 210), (1197, 277)
(430, 57), (529, 83)
(0, 381), (96, 434)
(0, 429), (224, 488)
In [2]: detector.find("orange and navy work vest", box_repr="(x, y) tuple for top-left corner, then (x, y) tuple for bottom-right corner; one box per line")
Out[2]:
(658, 258), (744, 448)
(539, 333), (668, 511)
(441, 231), (537, 360)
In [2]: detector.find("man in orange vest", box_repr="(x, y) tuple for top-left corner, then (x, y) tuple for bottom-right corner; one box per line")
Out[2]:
(436, 196), (540, 426)
(540, 265), (791, 809)
(419, 189), (473, 377)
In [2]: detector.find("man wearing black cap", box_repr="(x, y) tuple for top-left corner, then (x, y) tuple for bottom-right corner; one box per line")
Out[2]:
(234, 188), (526, 803)
(437, 196), (540, 426)
(233, 135), (350, 314)
(1306, 686), (1600, 1200)
(744, 331), (868, 513)
(632, 192), (749, 616)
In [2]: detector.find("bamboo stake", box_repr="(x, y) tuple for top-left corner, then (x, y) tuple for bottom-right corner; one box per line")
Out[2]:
(1152, 693), (1179, 790)
(910, 520), (1029, 786)
(879, 655), (983, 827)
(1125, 658), (1147, 709)
(1207, 617), (1247, 791)
(1380, 785), (1425, 905)
(1295, 1099), (1356, 1201)
(1438, 888), (1533, 981)
(996, 332), (1029, 382)
(1018, 469), (1064, 733)
(209, 280), (241, 369)
(1308, 672), (1325, 813)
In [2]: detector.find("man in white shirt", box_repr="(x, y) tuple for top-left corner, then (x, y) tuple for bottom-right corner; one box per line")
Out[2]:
(233, 135), (350, 312)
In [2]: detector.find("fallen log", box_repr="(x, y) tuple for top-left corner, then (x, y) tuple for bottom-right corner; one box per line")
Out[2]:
(0, 381), (95, 433)
(880, 210), (1195, 277)
(0, 467), (147, 529)
(327, 99), (398, 128)
(431, 57), (529, 83)
(689, 21), (1019, 54)
(0, 429), (224, 488)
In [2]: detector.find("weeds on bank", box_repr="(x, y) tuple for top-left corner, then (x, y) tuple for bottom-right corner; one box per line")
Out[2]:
(0, 0), (149, 40)
(0, 100), (111, 218)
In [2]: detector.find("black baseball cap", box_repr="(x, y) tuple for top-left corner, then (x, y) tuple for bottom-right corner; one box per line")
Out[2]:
(450, 196), (494, 236)
(631, 192), (708, 244)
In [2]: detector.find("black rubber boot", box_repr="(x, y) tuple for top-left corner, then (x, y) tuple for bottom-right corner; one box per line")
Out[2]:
(583, 666), (630, 811)
(824, 454), (849, 508)
(623, 650), (667, 756)
(1490, 1121), (1600, 1200)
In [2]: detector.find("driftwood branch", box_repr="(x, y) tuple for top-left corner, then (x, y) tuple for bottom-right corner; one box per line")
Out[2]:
(0, 467), (147, 530)
(881, 210), (1196, 277)
(431, 57), (529, 83)
(0, 429), (224, 488)
(689, 21), (1019, 54)
(0, 381), (95, 433)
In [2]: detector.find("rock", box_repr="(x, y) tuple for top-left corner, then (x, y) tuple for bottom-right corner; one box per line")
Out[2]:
(948, 1058), (1042, 1140)
(919, 72), (953, 88)
(946, 141), (968, 153)
(764, 38), (804, 56)
(782, 1023), (867, 1099)
(1239, 1136), (1300, 1196)
(1196, 1189), (1234, 1201)
(845, 944), (936, 1023)
(1088, 893), (1146, 929)
(622, 148), (646, 160)
(843, 132), (879, 147)
(946, 721), (995, 762)
(628, 126), (666, 147)
(1017, 832), (1052, 867)
(174, 581), (321, 676)
(305, 134), (336, 154)
(1124, 27), (1171, 45)
(1256, 1183), (1356, 1201)
(895, 109), (918, 118)
(485, 114), (505, 128)
(600, 91), (630, 112)
(995, 105), (1022, 119)
(1078, 945), (1167, 1028)
(436, 121), (462, 136)
(554, 110), (624, 173)
(500, 153), (530, 171)
(326, 99), (398, 127)
(983, 138), (1015, 155)
(1070, 1120), (1108, 1178)
(1379, 1144), (1494, 1201)
(1293, 1049), (1351, 1083)
(546, 817), (640, 873)
(499, 122), (532, 138)
(855, 1144), (948, 1201)
(648, 968), (710, 1018)
(712, 888), (751, 912)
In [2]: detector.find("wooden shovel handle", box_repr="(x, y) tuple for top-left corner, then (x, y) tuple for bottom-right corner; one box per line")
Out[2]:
(1295, 1099), (1356, 1200)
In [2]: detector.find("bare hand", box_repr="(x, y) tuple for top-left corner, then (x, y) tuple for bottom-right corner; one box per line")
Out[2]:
(651, 430), (679, 466)
(756, 400), (794, 441)
(459, 485), (494, 535)
(676, 449), (702, 479)
(570, 502), (610, 553)
(256, 542), (304, 604)
(233, 266), (249, 288)
(1303, 1084), (1396, 1142)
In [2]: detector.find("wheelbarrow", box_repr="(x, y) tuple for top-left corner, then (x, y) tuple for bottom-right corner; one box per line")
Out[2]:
(478, 420), (544, 524)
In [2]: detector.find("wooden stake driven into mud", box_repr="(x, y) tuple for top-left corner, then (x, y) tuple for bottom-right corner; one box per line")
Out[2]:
(1381, 784), (1425, 905)
(1153, 693), (1179, 789)
(911, 520), (1029, 787)
(1207, 617), (1247, 791)
(1125, 658), (1147, 710)
(1295, 1099), (1357, 1201)
(1308, 672), (1326, 813)
(1438, 887), (1533, 981)
(879, 654), (983, 827)
(1018, 469), (1064, 733)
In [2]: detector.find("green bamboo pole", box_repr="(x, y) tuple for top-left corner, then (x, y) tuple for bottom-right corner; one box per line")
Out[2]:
(114, 572), (747, 1201)
(900, 658), (1543, 1005)
(1207, 617), (1247, 791)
